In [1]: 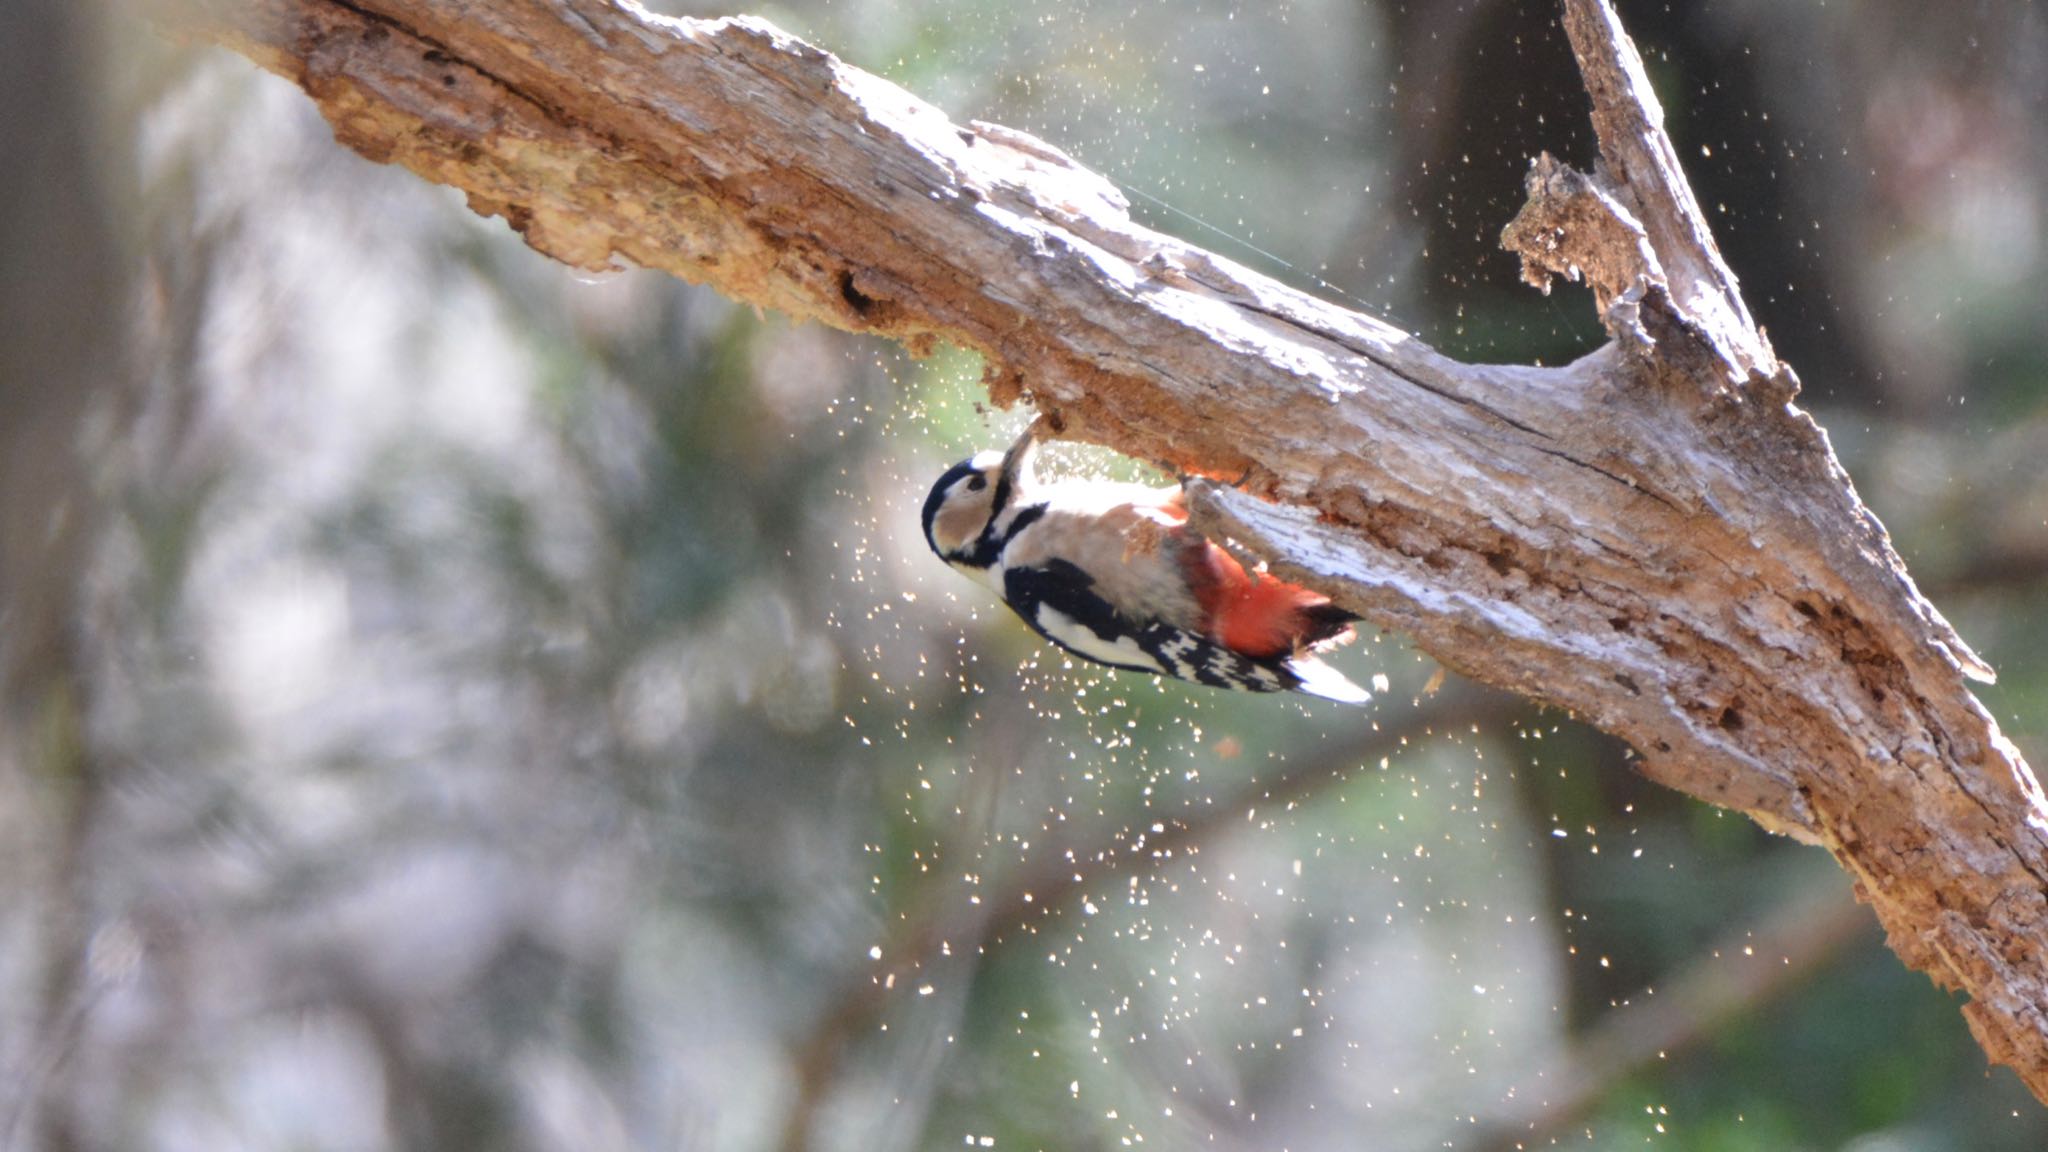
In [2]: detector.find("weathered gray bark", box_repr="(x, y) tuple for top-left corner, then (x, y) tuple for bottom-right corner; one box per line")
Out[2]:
(161, 0), (2048, 1099)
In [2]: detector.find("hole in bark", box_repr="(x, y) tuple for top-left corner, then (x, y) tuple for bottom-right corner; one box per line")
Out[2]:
(1482, 550), (1514, 577)
(1612, 672), (1640, 695)
(838, 270), (876, 315)
(1608, 617), (1631, 632)
(1718, 706), (1744, 731)
(1655, 741), (1671, 753)
(1794, 600), (1821, 621)
(423, 48), (449, 64)
(1872, 686), (1887, 703)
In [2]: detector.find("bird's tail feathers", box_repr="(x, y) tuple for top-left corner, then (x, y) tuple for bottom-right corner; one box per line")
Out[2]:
(1284, 655), (1371, 705)
(1296, 601), (1361, 648)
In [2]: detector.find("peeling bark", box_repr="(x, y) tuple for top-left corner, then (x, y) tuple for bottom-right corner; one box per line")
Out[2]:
(160, 0), (2048, 1099)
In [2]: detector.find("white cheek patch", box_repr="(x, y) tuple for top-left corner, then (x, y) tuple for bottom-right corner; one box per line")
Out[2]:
(1033, 605), (1167, 675)
(934, 497), (990, 555)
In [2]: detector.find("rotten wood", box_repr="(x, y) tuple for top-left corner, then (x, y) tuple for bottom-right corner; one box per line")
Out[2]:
(160, 0), (2048, 1101)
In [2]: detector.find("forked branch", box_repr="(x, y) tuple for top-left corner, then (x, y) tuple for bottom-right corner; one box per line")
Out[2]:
(163, 0), (2048, 1100)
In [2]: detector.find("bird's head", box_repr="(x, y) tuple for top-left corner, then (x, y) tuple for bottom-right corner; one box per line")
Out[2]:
(921, 425), (1041, 569)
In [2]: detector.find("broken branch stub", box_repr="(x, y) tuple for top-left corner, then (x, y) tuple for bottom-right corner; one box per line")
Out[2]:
(165, 0), (2048, 1101)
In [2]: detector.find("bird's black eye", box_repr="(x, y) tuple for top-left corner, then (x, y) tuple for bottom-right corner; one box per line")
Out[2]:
(966, 475), (988, 491)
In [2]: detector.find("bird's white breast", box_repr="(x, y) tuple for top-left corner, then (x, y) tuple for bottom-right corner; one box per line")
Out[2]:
(995, 482), (1205, 631)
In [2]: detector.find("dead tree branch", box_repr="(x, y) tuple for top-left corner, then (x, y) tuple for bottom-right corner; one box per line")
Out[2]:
(161, 0), (2048, 1101)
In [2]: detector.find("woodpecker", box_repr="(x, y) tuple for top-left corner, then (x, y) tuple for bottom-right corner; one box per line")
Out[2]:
(921, 424), (1370, 703)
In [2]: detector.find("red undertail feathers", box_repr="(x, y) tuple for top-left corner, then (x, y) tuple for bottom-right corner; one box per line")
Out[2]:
(1186, 540), (1355, 660)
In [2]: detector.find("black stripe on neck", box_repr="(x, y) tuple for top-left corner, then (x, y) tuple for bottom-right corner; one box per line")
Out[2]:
(961, 501), (1045, 569)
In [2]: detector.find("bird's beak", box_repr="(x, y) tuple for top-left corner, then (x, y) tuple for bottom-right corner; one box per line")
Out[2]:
(999, 421), (1041, 491)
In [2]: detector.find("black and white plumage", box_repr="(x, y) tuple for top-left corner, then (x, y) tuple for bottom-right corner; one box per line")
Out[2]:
(920, 425), (1370, 703)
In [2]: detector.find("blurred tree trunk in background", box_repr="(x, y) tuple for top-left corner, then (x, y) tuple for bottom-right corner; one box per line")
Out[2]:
(0, 0), (122, 1146)
(0, 2), (114, 702)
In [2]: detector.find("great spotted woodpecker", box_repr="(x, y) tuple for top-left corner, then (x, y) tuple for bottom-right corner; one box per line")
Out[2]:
(921, 424), (1370, 703)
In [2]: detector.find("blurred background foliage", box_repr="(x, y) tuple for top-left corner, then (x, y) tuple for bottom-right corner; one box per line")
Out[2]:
(3, 0), (2046, 1150)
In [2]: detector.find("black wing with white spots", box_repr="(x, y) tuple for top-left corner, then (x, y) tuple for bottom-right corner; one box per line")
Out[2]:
(1001, 560), (1296, 693)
